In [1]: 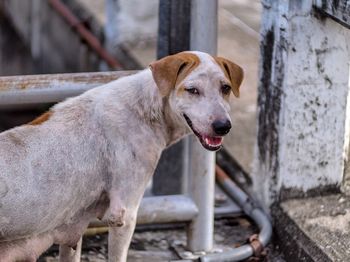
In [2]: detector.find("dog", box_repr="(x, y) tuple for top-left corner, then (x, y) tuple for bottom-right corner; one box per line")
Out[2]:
(0, 51), (243, 261)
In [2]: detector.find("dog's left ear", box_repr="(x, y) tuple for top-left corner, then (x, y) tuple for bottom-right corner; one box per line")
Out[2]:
(149, 53), (199, 97)
(215, 57), (244, 98)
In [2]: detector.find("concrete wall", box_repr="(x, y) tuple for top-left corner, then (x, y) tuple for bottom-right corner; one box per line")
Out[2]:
(253, 0), (350, 207)
(343, 74), (350, 193)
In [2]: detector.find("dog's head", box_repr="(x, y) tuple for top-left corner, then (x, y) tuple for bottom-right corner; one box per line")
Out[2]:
(150, 51), (243, 151)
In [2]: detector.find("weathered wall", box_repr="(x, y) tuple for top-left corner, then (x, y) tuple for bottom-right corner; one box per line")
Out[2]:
(343, 69), (350, 193)
(252, 0), (350, 207)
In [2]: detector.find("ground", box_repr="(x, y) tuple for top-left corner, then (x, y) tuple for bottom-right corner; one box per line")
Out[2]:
(40, 216), (286, 262)
(274, 194), (350, 262)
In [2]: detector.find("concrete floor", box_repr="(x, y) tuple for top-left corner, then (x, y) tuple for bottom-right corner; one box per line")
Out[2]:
(40, 216), (285, 261)
(275, 194), (350, 261)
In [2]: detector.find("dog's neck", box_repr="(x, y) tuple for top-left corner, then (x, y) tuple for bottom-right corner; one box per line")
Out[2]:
(131, 70), (190, 147)
(97, 69), (190, 149)
(160, 97), (189, 147)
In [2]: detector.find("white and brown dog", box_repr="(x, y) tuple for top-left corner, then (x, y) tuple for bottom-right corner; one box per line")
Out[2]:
(0, 51), (243, 261)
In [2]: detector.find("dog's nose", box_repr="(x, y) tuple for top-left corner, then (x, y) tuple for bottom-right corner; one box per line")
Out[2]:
(212, 119), (231, 136)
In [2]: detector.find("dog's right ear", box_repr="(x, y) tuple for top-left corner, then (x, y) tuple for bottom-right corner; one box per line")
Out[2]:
(149, 53), (199, 97)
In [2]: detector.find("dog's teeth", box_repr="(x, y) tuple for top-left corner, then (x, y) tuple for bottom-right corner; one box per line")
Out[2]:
(203, 136), (223, 147)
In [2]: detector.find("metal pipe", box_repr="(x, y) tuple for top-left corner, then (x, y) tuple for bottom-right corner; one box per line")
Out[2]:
(48, 0), (122, 69)
(137, 195), (198, 224)
(0, 71), (136, 107)
(199, 166), (272, 262)
(187, 0), (218, 252)
(190, 0), (218, 54)
(187, 137), (216, 252)
(89, 195), (198, 227)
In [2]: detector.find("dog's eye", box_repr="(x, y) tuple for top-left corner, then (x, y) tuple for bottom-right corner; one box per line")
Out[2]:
(221, 84), (231, 95)
(185, 87), (200, 95)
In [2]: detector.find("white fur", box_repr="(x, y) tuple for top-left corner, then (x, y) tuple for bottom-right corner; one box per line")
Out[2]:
(0, 51), (235, 262)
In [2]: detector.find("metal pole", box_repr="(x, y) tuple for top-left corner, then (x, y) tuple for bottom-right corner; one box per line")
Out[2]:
(187, 0), (218, 252)
(199, 166), (272, 262)
(190, 0), (218, 54)
(30, 0), (41, 61)
(153, 0), (191, 195)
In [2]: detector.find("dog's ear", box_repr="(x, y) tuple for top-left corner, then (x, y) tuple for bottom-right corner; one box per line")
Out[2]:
(149, 53), (199, 97)
(215, 57), (244, 98)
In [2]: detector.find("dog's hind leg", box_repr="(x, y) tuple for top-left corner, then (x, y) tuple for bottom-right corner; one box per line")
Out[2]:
(108, 210), (137, 262)
(59, 237), (82, 262)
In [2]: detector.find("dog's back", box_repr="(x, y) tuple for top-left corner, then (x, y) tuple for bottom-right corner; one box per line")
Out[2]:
(0, 90), (109, 241)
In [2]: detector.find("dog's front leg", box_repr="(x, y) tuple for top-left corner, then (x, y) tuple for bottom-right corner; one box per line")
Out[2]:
(108, 210), (137, 262)
(59, 237), (82, 262)
(104, 191), (127, 227)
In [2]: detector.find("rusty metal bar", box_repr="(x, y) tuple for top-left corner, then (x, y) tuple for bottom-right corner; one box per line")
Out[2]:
(48, 0), (122, 69)
(0, 71), (136, 107)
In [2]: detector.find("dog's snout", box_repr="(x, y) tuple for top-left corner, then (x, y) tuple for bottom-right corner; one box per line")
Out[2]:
(212, 119), (231, 136)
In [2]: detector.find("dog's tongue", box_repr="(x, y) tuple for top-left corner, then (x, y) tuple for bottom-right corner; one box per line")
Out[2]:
(204, 136), (223, 146)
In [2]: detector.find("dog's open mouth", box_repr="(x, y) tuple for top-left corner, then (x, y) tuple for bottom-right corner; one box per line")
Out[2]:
(183, 114), (223, 151)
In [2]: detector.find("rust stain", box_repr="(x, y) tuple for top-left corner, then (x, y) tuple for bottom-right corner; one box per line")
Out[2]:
(215, 165), (229, 183)
(20, 82), (30, 90)
(0, 71), (137, 92)
(28, 111), (53, 125)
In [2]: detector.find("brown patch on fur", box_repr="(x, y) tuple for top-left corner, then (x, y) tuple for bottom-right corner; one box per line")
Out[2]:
(149, 52), (200, 97)
(214, 57), (244, 97)
(28, 111), (52, 125)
